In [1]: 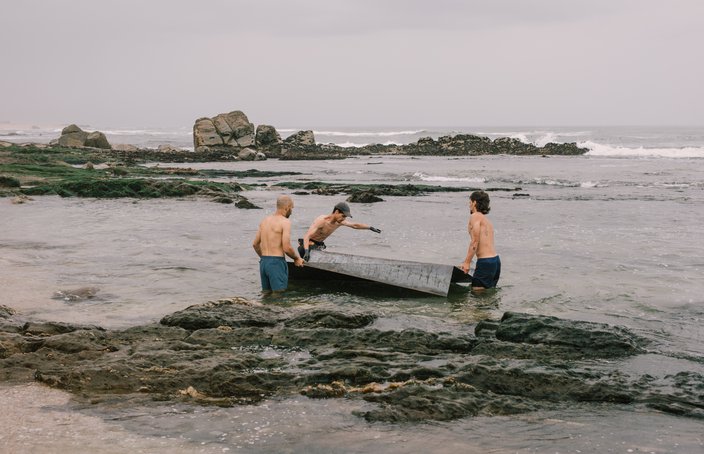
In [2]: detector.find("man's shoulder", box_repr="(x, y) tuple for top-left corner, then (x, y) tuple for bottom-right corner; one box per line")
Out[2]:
(264, 214), (290, 226)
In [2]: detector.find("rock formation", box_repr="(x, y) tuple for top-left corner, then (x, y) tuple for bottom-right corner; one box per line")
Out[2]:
(255, 124), (283, 157)
(53, 124), (111, 149)
(190, 109), (587, 160)
(1, 300), (702, 423)
(193, 110), (256, 152)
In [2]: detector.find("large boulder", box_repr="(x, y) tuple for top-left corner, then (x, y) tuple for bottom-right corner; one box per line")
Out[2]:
(193, 111), (254, 152)
(56, 124), (111, 149)
(61, 124), (83, 135)
(255, 124), (283, 157)
(223, 111), (255, 147)
(85, 131), (111, 149)
(193, 118), (223, 148)
(284, 130), (316, 147)
(237, 148), (257, 161)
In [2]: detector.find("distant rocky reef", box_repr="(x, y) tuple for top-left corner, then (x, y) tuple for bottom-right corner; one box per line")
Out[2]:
(18, 110), (587, 161)
(193, 110), (587, 160)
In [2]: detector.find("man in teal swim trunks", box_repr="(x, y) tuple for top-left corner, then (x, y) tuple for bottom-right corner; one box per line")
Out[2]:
(252, 195), (304, 294)
(461, 190), (501, 291)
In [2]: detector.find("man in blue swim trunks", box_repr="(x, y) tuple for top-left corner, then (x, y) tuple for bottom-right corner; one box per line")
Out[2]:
(461, 190), (501, 291)
(252, 195), (304, 294)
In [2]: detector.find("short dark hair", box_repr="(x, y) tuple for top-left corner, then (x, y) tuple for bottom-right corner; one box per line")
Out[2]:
(470, 190), (490, 214)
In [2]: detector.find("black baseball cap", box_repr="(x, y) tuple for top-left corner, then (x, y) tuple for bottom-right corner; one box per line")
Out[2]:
(334, 201), (352, 217)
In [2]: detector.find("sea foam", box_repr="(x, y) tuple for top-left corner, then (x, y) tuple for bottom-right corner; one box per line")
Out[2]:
(580, 141), (704, 158)
(413, 172), (485, 183)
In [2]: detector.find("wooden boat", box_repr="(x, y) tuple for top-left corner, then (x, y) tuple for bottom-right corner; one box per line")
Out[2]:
(288, 249), (471, 296)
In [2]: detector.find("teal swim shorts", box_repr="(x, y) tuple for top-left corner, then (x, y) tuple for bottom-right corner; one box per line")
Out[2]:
(259, 256), (288, 291)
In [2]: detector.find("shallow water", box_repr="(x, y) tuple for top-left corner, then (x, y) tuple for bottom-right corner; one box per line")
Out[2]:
(2, 154), (703, 452)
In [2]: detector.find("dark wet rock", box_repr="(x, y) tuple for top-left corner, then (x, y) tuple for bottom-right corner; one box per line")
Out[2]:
(21, 321), (104, 337)
(277, 132), (586, 159)
(0, 301), (701, 423)
(347, 191), (384, 203)
(283, 130), (316, 147)
(285, 309), (376, 329)
(474, 319), (500, 337)
(358, 380), (542, 422)
(160, 298), (287, 330)
(274, 181), (516, 198)
(255, 124), (283, 157)
(0, 175), (21, 188)
(494, 312), (645, 357)
(235, 199), (260, 209)
(21, 178), (247, 201)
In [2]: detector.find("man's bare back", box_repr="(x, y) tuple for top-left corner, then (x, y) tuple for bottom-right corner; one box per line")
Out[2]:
(299, 202), (381, 260)
(462, 190), (501, 290)
(255, 213), (293, 257)
(470, 212), (497, 259)
(252, 195), (302, 262)
(306, 214), (346, 243)
(253, 196), (303, 293)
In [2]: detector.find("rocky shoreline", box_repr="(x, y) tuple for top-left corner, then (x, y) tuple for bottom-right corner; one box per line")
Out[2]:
(0, 109), (587, 203)
(1, 300), (701, 422)
(0, 142), (527, 203)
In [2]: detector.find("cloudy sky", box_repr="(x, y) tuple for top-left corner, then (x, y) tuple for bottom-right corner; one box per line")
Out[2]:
(1, 0), (703, 128)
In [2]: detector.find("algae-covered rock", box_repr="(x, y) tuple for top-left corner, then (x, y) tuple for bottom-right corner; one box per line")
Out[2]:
(0, 301), (700, 423)
(0, 175), (21, 187)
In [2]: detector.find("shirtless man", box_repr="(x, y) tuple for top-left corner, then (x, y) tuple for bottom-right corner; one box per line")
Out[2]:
(298, 202), (381, 261)
(252, 195), (304, 294)
(461, 190), (501, 291)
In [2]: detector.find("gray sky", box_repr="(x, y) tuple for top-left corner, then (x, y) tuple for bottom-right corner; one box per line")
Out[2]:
(1, 0), (703, 128)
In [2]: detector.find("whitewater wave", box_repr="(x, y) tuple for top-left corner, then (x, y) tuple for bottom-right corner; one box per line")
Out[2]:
(101, 129), (192, 136)
(314, 130), (425, 137)
(475, 130), (591, 147)
(412, 172), (485, 183)
(580, 141), (704, 158)
(334, 140), (404, 148)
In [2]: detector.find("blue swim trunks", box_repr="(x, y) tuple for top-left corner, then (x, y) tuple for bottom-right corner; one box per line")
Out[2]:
(472, 256), (501, 288)
(259, 256), (289, 291)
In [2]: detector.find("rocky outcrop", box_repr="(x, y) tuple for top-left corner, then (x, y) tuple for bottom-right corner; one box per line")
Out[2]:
(255, 124), (283, 157)
(54, 124), (111, 150)
(193, 110), (256, 152)
(1, 300), (701, 422)
(277, 133), (587, 160)
(274, 181), (521, 197)
(284, 130), (315, 147)
(190, 110), (586, 159)
(347, 191), (384, 203)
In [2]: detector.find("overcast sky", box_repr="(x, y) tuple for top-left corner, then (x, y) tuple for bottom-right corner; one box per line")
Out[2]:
(1, 0), (703, 128)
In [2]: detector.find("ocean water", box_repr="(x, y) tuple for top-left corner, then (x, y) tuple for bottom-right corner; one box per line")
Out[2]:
(1, 126), (704, 452)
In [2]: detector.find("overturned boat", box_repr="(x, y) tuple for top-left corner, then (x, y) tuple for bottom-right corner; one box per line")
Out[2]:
(288, 249), (471, 297)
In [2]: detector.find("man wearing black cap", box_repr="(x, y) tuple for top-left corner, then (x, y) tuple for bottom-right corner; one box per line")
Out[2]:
(298, 201), (381, 261)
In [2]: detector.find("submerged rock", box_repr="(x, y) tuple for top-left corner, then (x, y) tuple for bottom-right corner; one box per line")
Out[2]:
(0, 300), (701, 423)
(347, 191), (384, 203)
